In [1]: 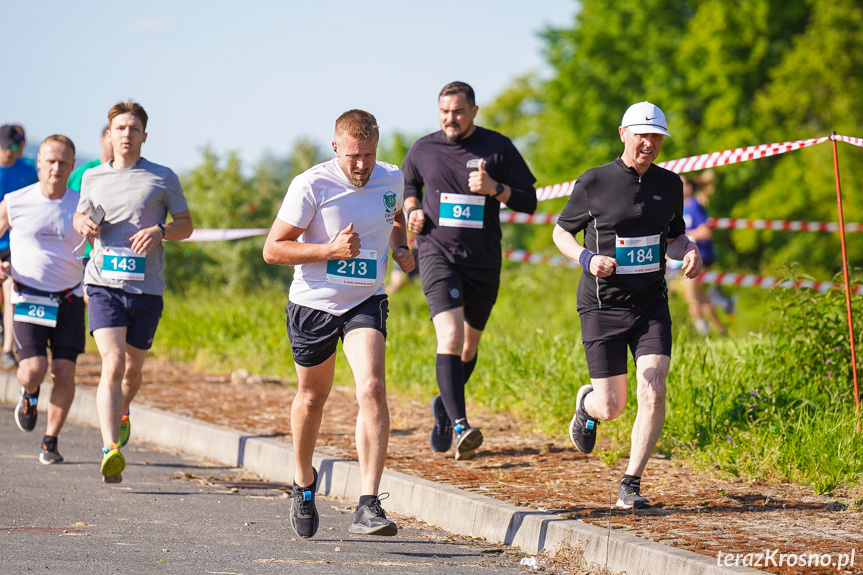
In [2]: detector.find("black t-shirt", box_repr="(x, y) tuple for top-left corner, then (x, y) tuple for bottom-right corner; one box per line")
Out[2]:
(402, 127), (537, 269)
(557, 158), (686, 313)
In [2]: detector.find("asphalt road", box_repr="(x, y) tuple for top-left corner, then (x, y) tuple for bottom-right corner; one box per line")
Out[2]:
(0, 404), (527, 574)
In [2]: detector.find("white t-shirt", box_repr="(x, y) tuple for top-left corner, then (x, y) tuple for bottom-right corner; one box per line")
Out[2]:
(6, 183), (85, 296)
(277, 159), (404, 315)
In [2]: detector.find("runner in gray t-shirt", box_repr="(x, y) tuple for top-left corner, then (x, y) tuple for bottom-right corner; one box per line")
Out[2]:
(73, 100), (193, 484)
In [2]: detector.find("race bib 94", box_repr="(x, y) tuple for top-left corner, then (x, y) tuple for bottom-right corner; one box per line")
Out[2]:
(615, 235), (661, 274)
(439, 193), (485, 229)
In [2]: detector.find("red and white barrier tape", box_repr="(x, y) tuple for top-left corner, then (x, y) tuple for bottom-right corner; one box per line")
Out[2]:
(503, 249), (862, 294)
(184, 228), (268, 242)
(657, 136), (829, 174)
(534, 134), (863, 201)
(497, 211), (863, 232)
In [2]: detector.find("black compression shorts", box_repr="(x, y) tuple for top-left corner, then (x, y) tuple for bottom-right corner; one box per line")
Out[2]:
(418, 252), (499, 331)
(579, 300), (672, 378)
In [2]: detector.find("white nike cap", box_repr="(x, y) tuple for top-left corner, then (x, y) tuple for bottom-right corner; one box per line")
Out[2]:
(621, 101), (671, 137)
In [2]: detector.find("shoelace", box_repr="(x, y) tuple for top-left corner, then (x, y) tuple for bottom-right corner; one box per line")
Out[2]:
(293, 487), (313, 516)
(367, 493), (390, 517)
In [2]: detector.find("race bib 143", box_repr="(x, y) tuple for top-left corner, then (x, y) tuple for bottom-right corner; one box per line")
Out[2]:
(101, 246), (146, 281)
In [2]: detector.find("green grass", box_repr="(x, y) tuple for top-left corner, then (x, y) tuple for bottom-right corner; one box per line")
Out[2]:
(148, 262), (863, 494)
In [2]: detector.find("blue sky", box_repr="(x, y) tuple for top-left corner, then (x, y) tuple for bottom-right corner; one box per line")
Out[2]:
(3, 1), (577, 172)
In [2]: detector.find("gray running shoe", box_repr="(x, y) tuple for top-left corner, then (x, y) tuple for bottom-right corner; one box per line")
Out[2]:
(39, 438), (64, 465)
(454, 424), (483, 459)
(290, 468), (319, 539)
(14, 388), (38, 432)
(349, 494), (398, 536)
(569, 385), (599, 453)
(616, 482), (653, 509)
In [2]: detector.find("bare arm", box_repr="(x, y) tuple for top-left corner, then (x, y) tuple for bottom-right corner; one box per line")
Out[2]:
(129, 209), (194, 255)
(262, 218), (360, 266)
(389, 210), (415, 273)
(667, 234), (703, 279)
(0, 200), (10, 239)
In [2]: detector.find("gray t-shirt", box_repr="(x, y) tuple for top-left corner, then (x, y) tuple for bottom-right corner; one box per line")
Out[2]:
(77, 158), (189, 296)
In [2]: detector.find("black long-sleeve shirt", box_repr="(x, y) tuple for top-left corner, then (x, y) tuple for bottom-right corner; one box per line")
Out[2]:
(557, 158), (686, 313)
(402, 127), (536, 269)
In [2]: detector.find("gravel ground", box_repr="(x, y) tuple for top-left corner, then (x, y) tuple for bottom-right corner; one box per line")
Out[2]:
(73, 353), (863, 575)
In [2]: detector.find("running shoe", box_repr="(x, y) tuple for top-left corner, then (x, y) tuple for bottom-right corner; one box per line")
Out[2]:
(118, 412), (131, 448)
(39, 437), (64, 465)
(569, 385), (599, 453)
(429, 395), (453, 452)
(454, 423), (483, 460)
(348, 494), (398, 536)
(14, 388), (38, 432)
(290, 468), (319, 539)
(101, 445), (125, 483)
(617, 481), (653, 509)
(2, 351), (18, 369)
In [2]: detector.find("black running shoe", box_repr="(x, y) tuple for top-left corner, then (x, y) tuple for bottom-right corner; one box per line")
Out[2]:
(569, 385), (599, 453)
(454, 423), (483, 460)
(14, 388), (38, 432)
(290, 468), (319, 539)
(39, 438), (64, 465)
(349, 494), (398, 536)
(429, 395), (453, 452)
(616, 481), (653, 509)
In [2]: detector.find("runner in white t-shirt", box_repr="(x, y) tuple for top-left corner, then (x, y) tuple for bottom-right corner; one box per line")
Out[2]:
(263, 110), (414, 539)
(0, 135), (86, 465)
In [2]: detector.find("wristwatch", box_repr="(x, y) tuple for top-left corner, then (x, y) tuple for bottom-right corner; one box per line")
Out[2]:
(495, 182), (505, 198)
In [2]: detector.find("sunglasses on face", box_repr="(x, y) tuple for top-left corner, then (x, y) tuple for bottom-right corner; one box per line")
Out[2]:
(0, 144), (20, 152)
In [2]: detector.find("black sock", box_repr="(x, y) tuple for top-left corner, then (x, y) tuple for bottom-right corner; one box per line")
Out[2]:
(436, 354), (466, 422)
(359, 494), (377, 507)
(42, 435), (57, 444)
(26, 387), (41, 399)
(621, 474), (641, 487)
(462, 353), (478, 384)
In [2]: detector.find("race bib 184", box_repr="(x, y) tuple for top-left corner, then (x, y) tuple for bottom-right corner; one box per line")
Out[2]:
(439, 193), (485, 229)
(101, 246), (146, 281)
(326, 249), (378, 286)
(13, 294), (59, 328)
(615, 235), (661, 274)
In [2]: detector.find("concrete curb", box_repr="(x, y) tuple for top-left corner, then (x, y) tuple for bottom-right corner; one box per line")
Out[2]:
(1, 373), (761, 574)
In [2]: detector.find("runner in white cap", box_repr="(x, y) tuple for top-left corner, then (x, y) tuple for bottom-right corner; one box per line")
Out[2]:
(552, 101), (702, 509)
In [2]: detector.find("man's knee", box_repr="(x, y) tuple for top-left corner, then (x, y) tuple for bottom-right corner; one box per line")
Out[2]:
(591, 393), (627, 420)
(356, 376), (386, 405)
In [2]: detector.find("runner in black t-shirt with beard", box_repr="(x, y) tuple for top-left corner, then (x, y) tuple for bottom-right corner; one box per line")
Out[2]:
(402, 81), (536, 461)
(553, 101), (702, 509)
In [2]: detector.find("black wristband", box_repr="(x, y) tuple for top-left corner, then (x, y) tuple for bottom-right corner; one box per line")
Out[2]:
(579, 249), (596, 271)
(157, 223), (166, 237)
(406, 206), (421, 219)
(395, 245), (410, 252)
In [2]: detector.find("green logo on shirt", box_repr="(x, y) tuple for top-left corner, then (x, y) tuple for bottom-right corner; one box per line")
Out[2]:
(383, 191), (397, 213)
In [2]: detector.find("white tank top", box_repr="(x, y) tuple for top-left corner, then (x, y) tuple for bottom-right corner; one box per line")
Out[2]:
(7, 183), (85, 296)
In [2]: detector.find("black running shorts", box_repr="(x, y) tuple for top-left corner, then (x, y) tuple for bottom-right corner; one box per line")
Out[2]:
(286, 294), (388, 368)
(579, 300), (672, 379)
(418, 252), (499, 331)
(14, 295), (86, 362)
